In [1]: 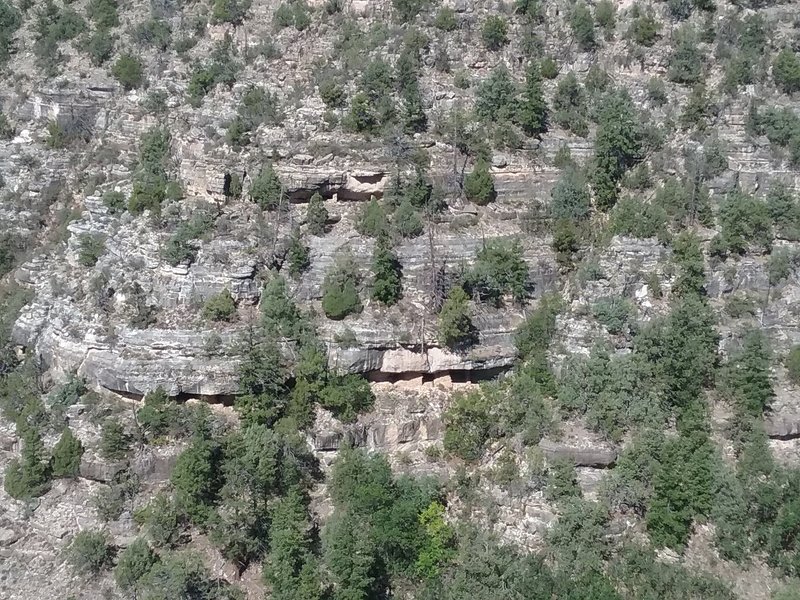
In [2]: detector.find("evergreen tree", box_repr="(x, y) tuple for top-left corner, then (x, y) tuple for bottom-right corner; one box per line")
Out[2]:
(287, 229), (311, 278)
(171, 436), (223, 525)
(4, 426), (51, 499)
(550, 167), (591, 221)
(475, 66), (517, 122)
(571, 1), (596, 51)
(137, 386), (179, 442)
(306, 192), (329, 235)
(463, 159), (496, 205)
(552, 73), (588, 136)
(324, 510), (380, 600)
(773, 48), (800, 95)
(393, 198), (424, 238)
(646, 428), (715, 550)
(591, 90), (641, 210)
(51, 427), (84, 478)
(371, 233), (403, 306)
(115, 538), (159, 592)
(668, 26), (703, 84)
(438, 286), (475, 349)
(321, 254), (362, 320)
(264, 488), (326, 600)
(250, 163), (284, 210)
(100, 419), (131, 460)
(261, 276), (304, 337)
(516, 63), (548, 136)
(356, 197), (387, 238)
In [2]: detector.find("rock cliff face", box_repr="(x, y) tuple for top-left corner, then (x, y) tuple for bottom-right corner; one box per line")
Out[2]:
(4, 0), (800, 597)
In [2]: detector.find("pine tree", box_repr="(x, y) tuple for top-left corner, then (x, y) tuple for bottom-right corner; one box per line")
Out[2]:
(773, 48), (800, 94)
(356, 197), (387, 238)
(464, 159), (496, 205)
(250, 163), (284, 210)
(264, 488), (325, 600)
(51, 427), (84, 478)
(287, 229), (311, 278)
(321, 254), (362, 320)
(115, 538), (159, 591)
(438, 286), (475, 349)
(4, 426), (51, 499)
(590, 90), (641, 210)
(306, 192), (328, 236)
(371, 234), (402, 306)
(516, 63), (548, 136)
(571, 1), (596, 52)
(392, 198), (424, 238)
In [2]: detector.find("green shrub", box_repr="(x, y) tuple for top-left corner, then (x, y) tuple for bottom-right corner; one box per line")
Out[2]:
(287, 229), (311, 277)
(611, 197), (667, 240)
(319, 79), (345, 108)
(773, 48), (800, 95)
(274, 0), (311, 30)
(202, 289), (236, 322)
(371, 234), (402, 306)
(540, 56), (558, 79)
(250, 164), (284, 210)
(466, 239), (529, 305)
(343, 92), (379, 134)
(211, 0), (251, 24)
(438, 286), (475, 349)
(77, 234), (105, 267)
(100, 420), (131, 461)
(135, 493), (184, 548)
(517, 62), (548, 136)
(552, 73), (588, 136)
(129, 127), (172, 215)
(590, 90), (641, 210)
(320, 374), (375, 422)
(0, 111), (13, 139)
(88, 0), (118, 29)
(45, 120), (67, 149)
(667, 0), (693, 20)
(592, 296), (634, 334)
(132, 18), (172, 51)
(306, 192), (328, 235)
(103, 190), (126, 214)
(115, 538), (159, 592)
(546, 457), (581, 501)
(322, 255), (362, 320)
(714, 190), (773, 256)
(628, 5), (660, 46)
(4, 428), (51, 499)
(595, 0), (615, 35)
(463, 159), (496, 205)
(443, 389), (493, 461)
(646, 76), (667, 105)
(668, 26), (703, 84)
(86, 29), (115, 66)
(550, 167), (590, 221)
(112, 54), (145, 90)
(0, 0), (21, 64)
(787, 346), (800, 385)
(51, 427), (84, 478)
(481, 15), (508, 51)
(433, 6), (457, 31)
(66, 530), (112, 574)
(392, 0), (427, 23)
(475, 65), (516, 122)
(392, 199), (424, 238)
(570, 1), (596, 51)
(356, 197), (387, 237)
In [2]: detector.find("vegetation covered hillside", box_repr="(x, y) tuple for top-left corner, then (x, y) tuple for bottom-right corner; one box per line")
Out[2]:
(2, 0), (800, 598)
